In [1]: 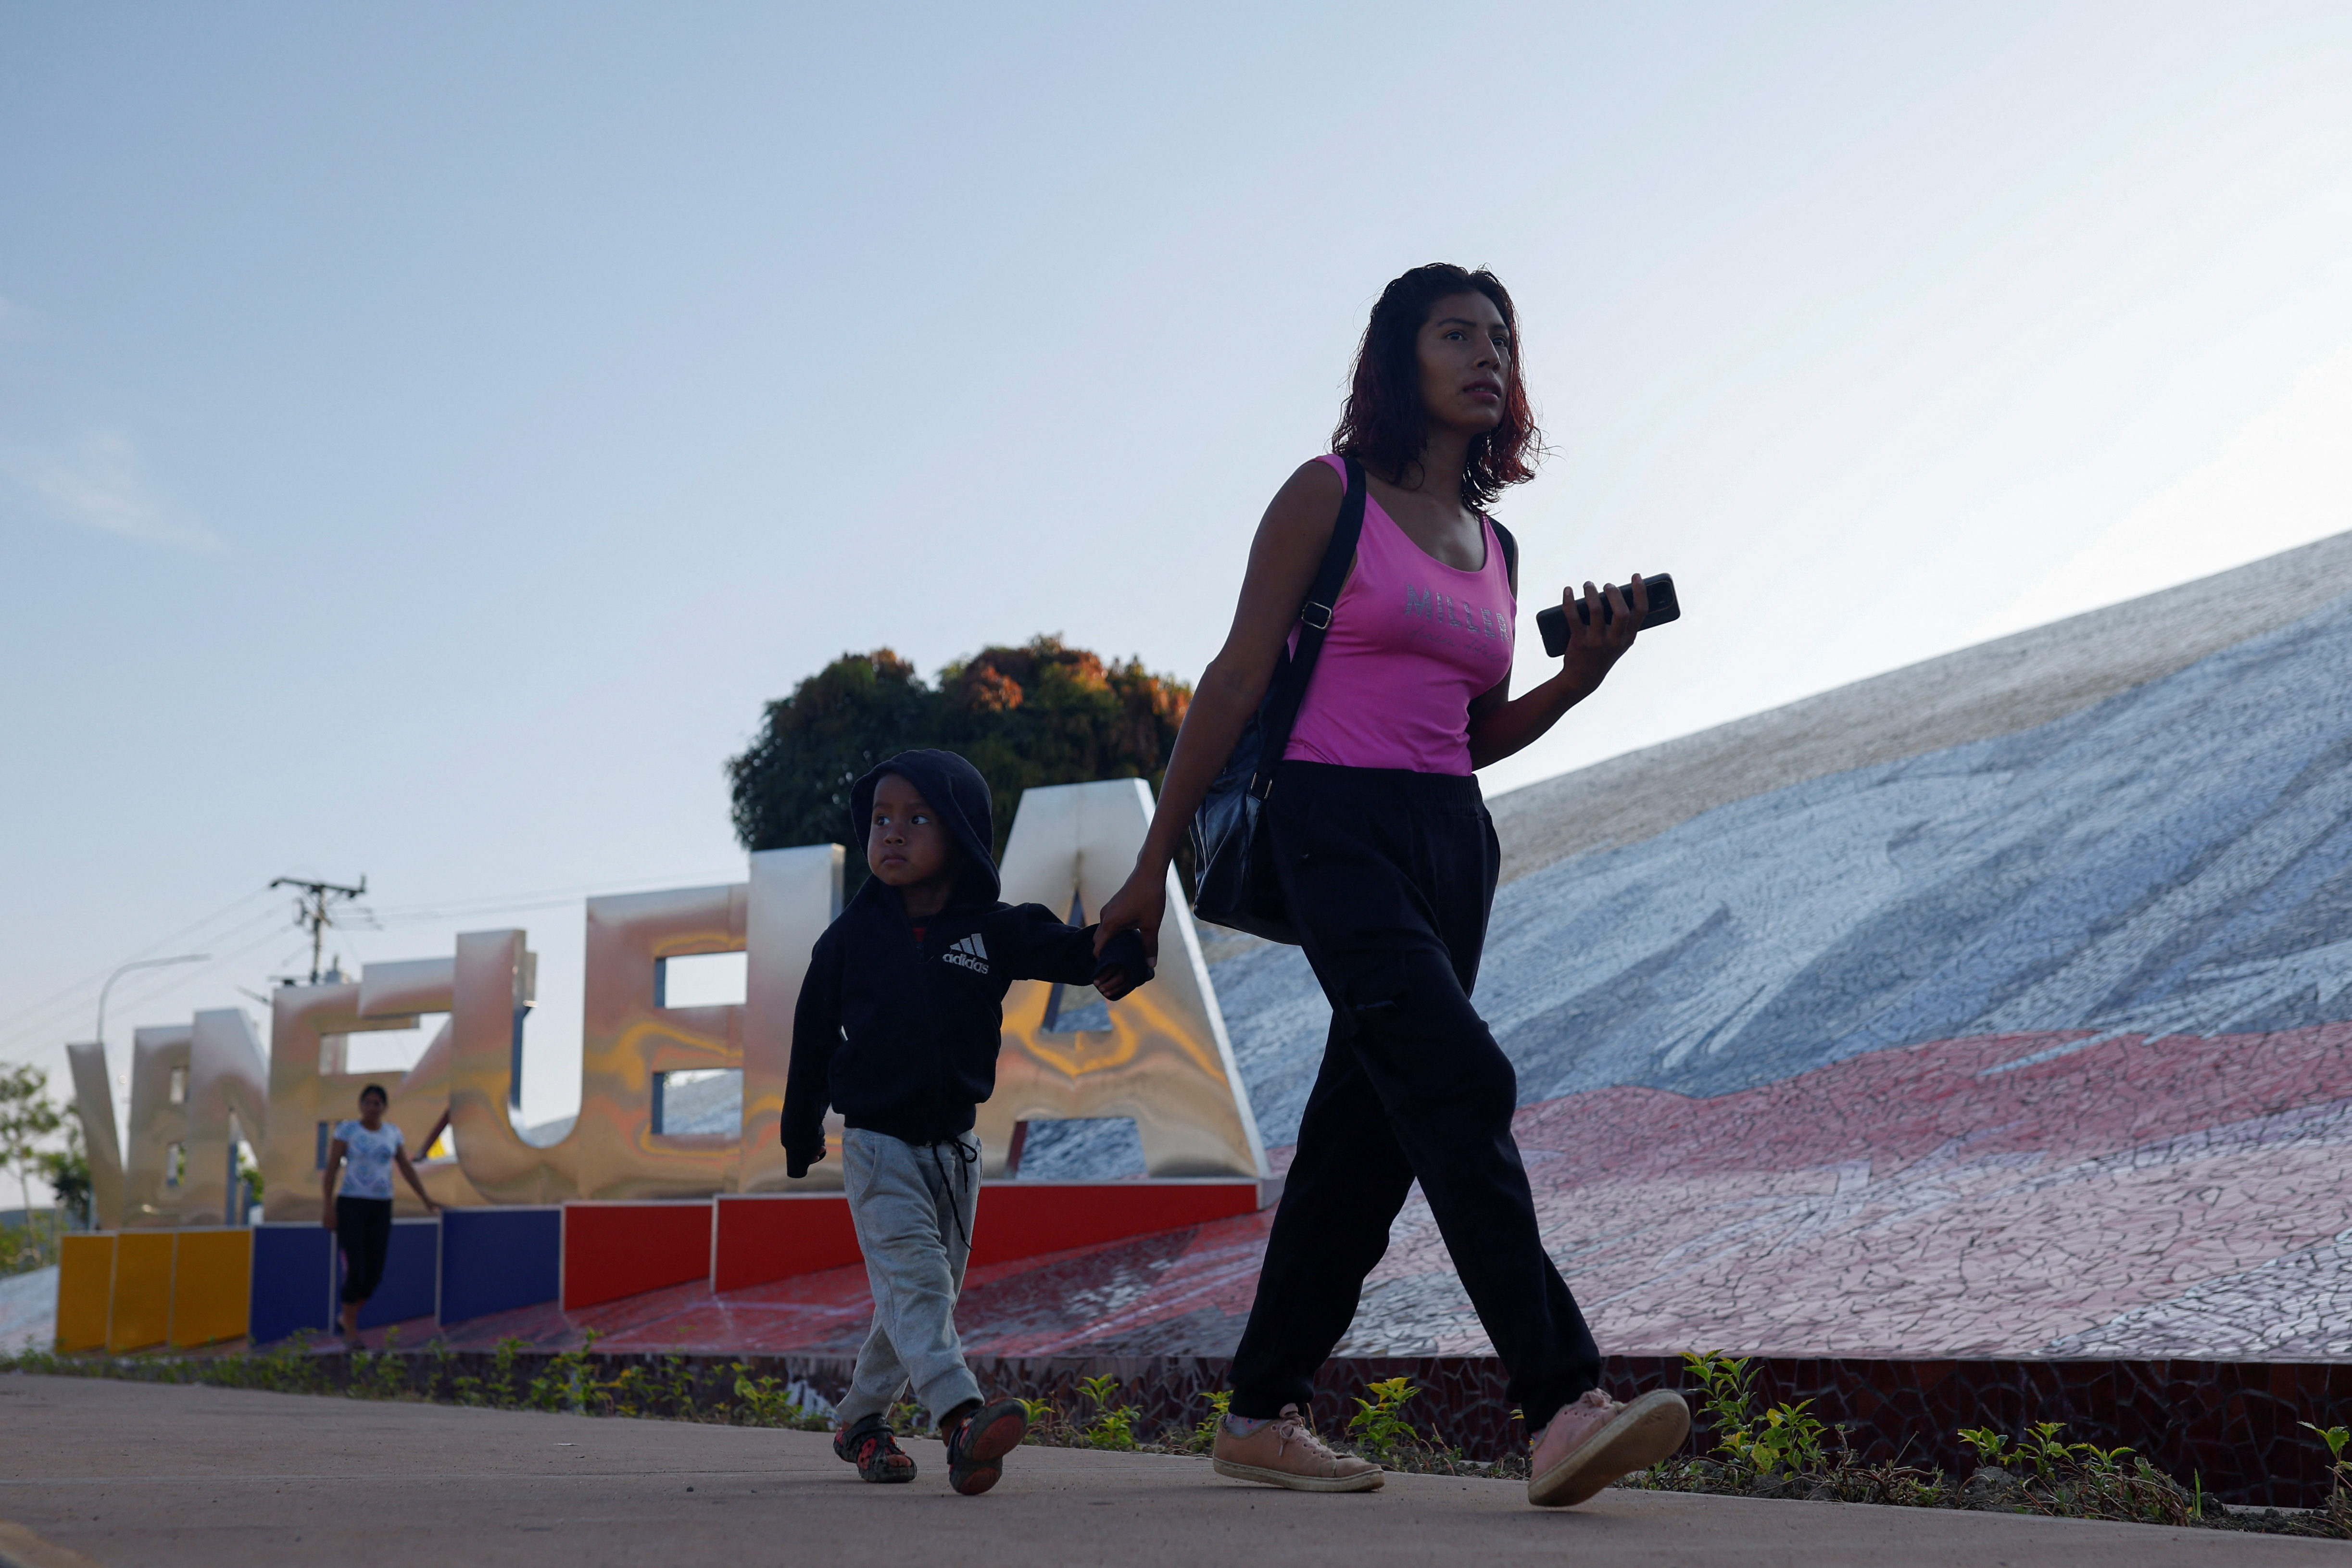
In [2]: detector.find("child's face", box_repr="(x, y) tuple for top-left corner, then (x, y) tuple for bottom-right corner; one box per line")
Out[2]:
(866, 774), (958, 891)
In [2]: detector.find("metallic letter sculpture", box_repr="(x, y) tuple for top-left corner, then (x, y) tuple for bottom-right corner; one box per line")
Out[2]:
(78, 780), (1262, 1228)
(65, 1041), (125, 1231)
(575, 884), (745, 1200)
(261, 959), (484, 1221)
(184, 1009), (267, 1226)
(978, 779), (1270, 1179)
(739, 845), (847, 1193)
(447, 929), (578, 1204)
(121, 1025), (191, 1228)
(103, 1012), (270, 1227)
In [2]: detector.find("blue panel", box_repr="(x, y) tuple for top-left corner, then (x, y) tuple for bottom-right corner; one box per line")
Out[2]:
(439, 1206), (560, 1324)
(249, 1224), (334, 1344)
(345, 1217), (440, 1329)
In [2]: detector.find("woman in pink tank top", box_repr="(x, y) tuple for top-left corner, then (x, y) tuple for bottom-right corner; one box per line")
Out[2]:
(1097, 264), (1686, 1506)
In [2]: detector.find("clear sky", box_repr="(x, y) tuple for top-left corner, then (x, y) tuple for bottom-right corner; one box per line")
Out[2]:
(3, 2), (2348, 1185)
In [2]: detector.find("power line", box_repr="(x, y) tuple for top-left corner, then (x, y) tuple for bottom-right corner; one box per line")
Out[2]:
(358, 867), (750, 926)
(0, 884), (280, 1040)
(0, 903), (289, 1049)
(269, 876), (367, 986)
(0, 862), (753, 1059)
(0, 919), (312, 1061)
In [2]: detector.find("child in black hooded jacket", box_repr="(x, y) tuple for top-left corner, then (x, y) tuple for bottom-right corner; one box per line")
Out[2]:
(783, 748), (1150, 1496)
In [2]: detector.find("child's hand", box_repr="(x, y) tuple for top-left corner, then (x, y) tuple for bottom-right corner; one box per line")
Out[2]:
(1094, 966), (1136, 1002)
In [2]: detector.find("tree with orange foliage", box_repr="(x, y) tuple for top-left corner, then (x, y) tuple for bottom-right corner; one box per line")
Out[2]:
(728, 636), (1190, 893)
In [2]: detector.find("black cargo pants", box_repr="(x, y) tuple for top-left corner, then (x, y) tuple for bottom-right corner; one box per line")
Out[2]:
(1227, 762), (1601, 1431)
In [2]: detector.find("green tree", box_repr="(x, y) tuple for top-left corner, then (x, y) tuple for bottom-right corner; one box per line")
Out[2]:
(729, 635), (1190, 895)
(0, 1063), (64, 1261)
(37, 1119), (92, 1231)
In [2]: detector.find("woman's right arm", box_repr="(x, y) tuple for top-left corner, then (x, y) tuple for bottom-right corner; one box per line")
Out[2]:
(1094, 459), (1346, 959)
(319, 1139), (345, 1229)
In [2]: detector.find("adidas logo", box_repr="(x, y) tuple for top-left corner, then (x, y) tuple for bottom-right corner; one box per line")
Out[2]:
(941, 932), (990, 975)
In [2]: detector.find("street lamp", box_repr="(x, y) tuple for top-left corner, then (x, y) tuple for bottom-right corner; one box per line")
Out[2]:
(95, 954), (211, 1052)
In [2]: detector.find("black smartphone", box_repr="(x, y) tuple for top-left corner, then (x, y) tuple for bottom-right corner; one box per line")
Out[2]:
(1536, 574), (1680, 658)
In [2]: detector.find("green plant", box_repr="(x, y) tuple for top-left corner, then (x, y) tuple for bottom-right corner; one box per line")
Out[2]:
(1957, 1426), (2012, 1468)
(1722, 1399), (1832, 1475)
(483, 1336), (529, 1407)
(728, 1364), (826, 1429)
(1680, 1352), (1830, 1475)
(528, 1332), (600, 1414)
(1189, 1389), (1232, 1454)
(1348, 1376), (1422, 1455)
(1683, 1351), (1761, 1448)
(595, 1364), (644, 1418)
(351, 1326), (409, 1400)
(641, 1354), (702, 1419)
(1076, 1373), (1139, 1451)
(2302, 1420), (2351, 1503)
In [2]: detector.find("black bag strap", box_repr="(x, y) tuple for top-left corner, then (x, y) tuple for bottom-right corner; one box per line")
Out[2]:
(1489, 517), (1519, 597)
(1247, 456), (1368, 800)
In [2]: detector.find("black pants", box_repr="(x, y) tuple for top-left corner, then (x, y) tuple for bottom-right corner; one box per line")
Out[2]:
(1228, 762), (1601, 1431)
(336, 1195), (394, 1305)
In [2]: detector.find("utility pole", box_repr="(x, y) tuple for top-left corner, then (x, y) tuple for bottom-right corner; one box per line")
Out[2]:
(270, 876), (366, 984)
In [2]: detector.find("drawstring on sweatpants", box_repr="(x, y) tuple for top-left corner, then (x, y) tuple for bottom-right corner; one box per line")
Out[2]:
(928, 1135), (979, 1254)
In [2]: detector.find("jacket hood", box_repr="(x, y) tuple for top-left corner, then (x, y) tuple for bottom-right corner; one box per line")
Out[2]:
(848, 749), (1000, 905)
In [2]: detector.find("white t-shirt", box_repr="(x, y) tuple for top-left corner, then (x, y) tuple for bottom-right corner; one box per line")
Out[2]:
(333, 1120), (402, 1200)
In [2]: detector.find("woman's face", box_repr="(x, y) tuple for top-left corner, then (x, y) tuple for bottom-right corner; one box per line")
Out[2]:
(358, 1091), (387, 1126)
(1415, 290), (1511, 437)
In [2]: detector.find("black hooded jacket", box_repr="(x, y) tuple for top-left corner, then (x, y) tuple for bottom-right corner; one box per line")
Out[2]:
(780, 749), (1153, 1171)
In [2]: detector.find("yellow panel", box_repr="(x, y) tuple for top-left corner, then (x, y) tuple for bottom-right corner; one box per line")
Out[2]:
(54, 1234), (115, 1353)
(169, 1229), (252, 1348)
(107, 1230), (175, 1353)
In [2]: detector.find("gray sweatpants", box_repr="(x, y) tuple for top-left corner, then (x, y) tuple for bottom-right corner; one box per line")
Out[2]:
(836, 1127), (984, 1429)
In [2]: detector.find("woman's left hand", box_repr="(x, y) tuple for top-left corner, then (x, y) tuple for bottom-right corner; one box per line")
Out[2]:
(1559, 575), (1647, 680)
(1094, 866), (1167, 964)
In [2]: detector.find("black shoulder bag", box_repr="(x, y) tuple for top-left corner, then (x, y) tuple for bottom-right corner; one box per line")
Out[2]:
(1188, 457), (1369, 944)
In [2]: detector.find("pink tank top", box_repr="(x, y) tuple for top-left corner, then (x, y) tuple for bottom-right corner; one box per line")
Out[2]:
(1283, 454), (1516, 775)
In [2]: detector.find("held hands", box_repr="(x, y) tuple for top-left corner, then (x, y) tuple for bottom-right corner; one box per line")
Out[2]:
(1093, 964), (1139, 1002)
(1093, 869), (1166, 965)
(1559, 575), (1648, 679)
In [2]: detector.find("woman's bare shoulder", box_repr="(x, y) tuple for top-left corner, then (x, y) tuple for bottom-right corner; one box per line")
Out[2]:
(1257, 456), (1346, 544)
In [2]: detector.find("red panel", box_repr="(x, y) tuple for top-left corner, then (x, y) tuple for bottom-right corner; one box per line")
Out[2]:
(711, 1194), (863, 1292)
(972, 1181), (1263, 1267)
(562, 1202), (713, 1311)
(703, 1180), (1267, 1293)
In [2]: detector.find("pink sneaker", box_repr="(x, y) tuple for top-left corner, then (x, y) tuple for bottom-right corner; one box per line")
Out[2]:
(1526, 1388), (1690, 1507)
(1211, 1405), (1384, 1493)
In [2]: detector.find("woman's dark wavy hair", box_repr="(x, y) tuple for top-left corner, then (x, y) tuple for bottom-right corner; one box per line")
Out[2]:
(1333, 263), (1541, 509)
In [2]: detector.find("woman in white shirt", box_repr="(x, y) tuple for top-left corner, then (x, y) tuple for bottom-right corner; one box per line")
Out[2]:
(320, 1083), (438, 1348)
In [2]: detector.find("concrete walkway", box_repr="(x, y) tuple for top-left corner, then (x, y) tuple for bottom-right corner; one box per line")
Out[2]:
(0, 1374), (2339, 1568)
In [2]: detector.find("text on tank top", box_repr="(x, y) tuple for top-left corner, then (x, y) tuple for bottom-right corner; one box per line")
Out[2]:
(1282, 453), (1516, 776)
